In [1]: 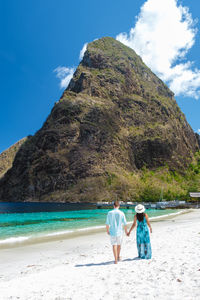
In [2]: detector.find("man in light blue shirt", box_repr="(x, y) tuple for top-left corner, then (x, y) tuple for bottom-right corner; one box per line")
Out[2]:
(106, 200), (128, 264)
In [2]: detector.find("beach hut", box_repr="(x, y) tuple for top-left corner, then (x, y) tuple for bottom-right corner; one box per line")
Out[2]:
(189, 192), (200, 208)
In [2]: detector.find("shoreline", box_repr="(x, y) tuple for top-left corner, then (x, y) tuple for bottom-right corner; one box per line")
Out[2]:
(0, 209), (192, 250)
(0, 209), (199, 299)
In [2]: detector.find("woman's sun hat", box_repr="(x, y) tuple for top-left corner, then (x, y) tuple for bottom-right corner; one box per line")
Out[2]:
(135, 204), (145, 213)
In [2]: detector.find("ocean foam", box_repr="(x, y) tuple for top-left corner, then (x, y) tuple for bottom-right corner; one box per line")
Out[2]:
(0, 236), (30, 244)
(45, 230), (74, 237)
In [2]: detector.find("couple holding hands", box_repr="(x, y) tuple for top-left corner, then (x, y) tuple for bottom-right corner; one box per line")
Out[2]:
(106, 201), (152, 264)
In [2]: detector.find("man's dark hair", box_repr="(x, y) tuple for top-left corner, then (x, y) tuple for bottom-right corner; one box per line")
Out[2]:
(114, 200), (120, 207)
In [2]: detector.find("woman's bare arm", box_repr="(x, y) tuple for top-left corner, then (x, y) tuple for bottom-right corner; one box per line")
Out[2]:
(128, 215), (137, 236)
(145, 213), (152, 233)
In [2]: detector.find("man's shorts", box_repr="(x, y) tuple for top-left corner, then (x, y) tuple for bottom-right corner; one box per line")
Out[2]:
(110, 235), (123, 245)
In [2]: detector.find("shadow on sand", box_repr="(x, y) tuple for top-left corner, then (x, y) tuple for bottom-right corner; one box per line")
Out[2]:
(75, 257), (140, 267)
(75, 261), (114, 267)
(123, 257), (141, 262)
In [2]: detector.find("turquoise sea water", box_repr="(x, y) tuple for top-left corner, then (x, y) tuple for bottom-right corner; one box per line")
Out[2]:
(0, 203), (179, 247)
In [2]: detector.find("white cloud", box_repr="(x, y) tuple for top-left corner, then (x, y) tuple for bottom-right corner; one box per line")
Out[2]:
(54, 42), (88, 89)
(116, 0), (200, 99)
(54, 66), (75, 89)
(79, 43), (88, 60)
(198, 129), (200, 134)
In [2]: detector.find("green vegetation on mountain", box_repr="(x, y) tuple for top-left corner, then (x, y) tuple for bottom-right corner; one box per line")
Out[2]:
(0, 37), (199, 202)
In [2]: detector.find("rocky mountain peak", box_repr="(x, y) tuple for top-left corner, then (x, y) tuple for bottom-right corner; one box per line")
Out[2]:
(67, 37), (174, 99)
(0, 37), (199, 202)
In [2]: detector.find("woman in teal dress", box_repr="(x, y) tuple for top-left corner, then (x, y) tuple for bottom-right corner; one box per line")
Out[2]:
(128, 204), (152, 259)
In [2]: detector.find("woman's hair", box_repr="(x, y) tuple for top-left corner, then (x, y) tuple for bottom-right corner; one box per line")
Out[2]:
(136, 212), (145, 222)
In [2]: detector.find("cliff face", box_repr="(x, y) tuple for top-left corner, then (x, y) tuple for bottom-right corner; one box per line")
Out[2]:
(195, 133), (200, 148)
(0, 138), (27, 179)
(0, 37), (199, 202)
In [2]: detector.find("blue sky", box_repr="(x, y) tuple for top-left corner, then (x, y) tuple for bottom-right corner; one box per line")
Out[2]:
(0, 0), (200, 153)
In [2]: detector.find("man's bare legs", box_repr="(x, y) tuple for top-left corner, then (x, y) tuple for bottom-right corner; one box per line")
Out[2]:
(112, 245), (118, 264)
(117, 245), (121, 261)
(112, 245), (121, 264)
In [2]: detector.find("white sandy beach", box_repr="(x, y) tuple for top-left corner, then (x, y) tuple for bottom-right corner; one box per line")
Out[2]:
(0, 209), (200, 300)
